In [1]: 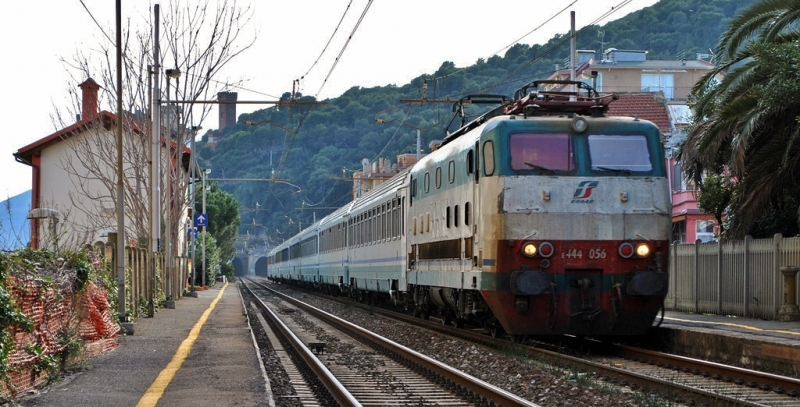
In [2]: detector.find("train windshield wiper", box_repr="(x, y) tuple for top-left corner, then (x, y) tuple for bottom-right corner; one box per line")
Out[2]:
(595, 166), (631, 175)
(524, 162), (555, 175)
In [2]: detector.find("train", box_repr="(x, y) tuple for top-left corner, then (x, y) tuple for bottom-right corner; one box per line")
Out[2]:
(267, 80), (671, 337)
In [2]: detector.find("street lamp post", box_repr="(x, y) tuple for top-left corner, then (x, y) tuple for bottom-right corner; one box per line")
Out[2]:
(165, 67), (181, 295)
(202, 168), (210, 286)
(189, 125), (200, 293)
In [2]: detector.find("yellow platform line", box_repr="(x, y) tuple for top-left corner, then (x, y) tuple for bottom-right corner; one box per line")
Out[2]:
(136, 283), (228, 407)
(665, 316), (800, 336)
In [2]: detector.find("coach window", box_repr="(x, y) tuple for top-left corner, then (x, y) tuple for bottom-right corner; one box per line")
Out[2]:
(401, 197), (405, 236)
(467, 150), (474, 174)
(448, 160), (455, 183)
(446, 206), (451, 228)
(371, 209), (375, 243)
(435, 167), (442, 189)
(424, 172), (430, 193)
(412, 216), (417, 235)
(483, 140), (495, 176)
(380, 204), (385, 241)
(410, 178), (417, 205)
(465, 202), (471, 226)
(454, 204), (459, 227)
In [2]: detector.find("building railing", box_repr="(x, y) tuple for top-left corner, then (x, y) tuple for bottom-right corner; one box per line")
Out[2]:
(667, 234), (800, 320)
(88, 239), (189, 319)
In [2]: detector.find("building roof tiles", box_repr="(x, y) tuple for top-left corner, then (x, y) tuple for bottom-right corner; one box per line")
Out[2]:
(606, 93), (671, 134)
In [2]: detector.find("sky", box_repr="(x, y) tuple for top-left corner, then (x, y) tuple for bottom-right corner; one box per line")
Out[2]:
(0, 0), (659, 199)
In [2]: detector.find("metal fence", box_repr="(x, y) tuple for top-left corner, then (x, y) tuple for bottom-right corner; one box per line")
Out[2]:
(89, 240), (189, 319)
(667, 234), (800, 320)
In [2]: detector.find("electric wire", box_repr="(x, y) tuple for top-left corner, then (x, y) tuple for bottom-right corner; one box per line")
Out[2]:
(440, 0), (635, 98)
(423, 1), (577, 85)
(298, 0), (355, 84)
(493, 0), (633, 91)
(487, 0), (578, 59)
(371, 104), (414, 163)
(272, 1), (375, 179)
(315, 0), (374, 97)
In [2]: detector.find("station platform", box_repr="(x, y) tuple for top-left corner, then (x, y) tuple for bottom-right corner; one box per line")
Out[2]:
(18, 282), (271, 407)
(653, 311), (800, 376)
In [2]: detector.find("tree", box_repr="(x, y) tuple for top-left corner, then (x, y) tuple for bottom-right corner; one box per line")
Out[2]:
(696, 173), (732, 236)
(679, 0), (800, 239)
(196, 231), (219, 286)
(50, 0), (254, 251)
(197, 183), (240, 264)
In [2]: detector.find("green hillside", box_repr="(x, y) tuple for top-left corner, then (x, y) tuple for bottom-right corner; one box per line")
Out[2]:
(195, 0), (751, 243)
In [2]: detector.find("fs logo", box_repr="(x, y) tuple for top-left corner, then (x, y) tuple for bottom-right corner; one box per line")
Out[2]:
(571, 181), (599, 203)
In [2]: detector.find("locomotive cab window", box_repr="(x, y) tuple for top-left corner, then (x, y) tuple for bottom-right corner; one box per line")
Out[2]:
(483, 141), (495, 176)
(448, 160), (455, 183)
(509, 133), (574, 172)
(588, 135), (652, 173)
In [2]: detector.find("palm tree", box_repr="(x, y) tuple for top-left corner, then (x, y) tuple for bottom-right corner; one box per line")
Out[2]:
(680, 0), (800, 239)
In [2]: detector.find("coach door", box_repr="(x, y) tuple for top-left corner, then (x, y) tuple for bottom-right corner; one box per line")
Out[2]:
(467, 143), (479, 269)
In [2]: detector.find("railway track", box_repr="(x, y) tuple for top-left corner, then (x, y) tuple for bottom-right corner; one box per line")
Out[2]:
(257, 278), (800, 407)
(599, 346), (800, 406)
(242, 279), (538, 407)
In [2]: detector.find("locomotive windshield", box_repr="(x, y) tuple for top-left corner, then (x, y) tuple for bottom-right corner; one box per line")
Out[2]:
(509, 133), (574, 172)
(588, 135), (652, 173)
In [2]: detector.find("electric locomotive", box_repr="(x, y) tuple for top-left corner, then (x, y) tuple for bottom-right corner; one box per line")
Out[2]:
(269, 80), (670, 337)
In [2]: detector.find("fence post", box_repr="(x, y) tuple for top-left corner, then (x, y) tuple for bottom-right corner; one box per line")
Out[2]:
(773, 233), (782, 319)
(672, 241), (678, 308)
(694, 239), (700, 313)
(717, 239), (722, 314)
(744, 235), (751, 317)
(778, 266), (800, 321)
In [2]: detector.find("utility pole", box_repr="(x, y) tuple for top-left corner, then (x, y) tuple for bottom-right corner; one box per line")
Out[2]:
(115, 0), (127, 321)
(202, 168), (210, 286)
(148, 4), (161, 317)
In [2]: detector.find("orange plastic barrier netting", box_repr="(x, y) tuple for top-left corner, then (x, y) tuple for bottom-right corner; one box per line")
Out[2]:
(2, 278), (119, 398)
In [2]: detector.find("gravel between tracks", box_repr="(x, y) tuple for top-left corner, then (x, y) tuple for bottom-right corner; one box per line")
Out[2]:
(256, 285), (664, 407)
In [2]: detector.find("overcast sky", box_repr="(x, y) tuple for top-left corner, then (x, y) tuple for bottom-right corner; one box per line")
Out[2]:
(0, 0), (659, 199)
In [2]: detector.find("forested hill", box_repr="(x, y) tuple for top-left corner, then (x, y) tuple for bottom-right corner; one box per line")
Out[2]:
(195, 0), (751, 241)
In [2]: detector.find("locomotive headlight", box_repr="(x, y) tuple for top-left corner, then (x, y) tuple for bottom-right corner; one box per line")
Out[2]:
(635, 243), (651, 258)
(571, 116), (588, 133)
(522, 242), (537, 257)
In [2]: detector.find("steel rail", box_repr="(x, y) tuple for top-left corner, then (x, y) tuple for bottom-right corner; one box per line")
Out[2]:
(249, 279), (540, 407)
(616, 345), (800, 397)
(263, 281), (791, 406)
(242, 281), (361, 406)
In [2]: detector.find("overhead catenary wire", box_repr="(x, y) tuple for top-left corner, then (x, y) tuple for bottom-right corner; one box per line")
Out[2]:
(297, 0), (355, 84)
(423, 1), (578, 86)
(487, 0), (578, 59)
(315, 0), (374, 98)
(441, 0), (635, 98)
(486, 0), (633, 92)
(371, 104), (415, 163)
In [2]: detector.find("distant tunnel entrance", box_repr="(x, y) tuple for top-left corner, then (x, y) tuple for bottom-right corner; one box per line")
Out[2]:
(232, 257), (246, 277)
(255, 257), (268, 277)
